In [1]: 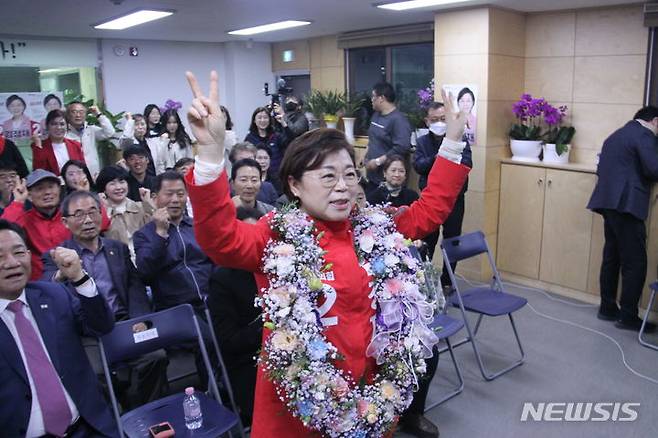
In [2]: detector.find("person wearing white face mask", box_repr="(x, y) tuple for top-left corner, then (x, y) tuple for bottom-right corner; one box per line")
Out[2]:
(414, 102), (472, 284)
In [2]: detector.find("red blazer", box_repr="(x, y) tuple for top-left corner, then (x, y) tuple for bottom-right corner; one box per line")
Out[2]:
(32, 138), (85, 175)
(186, 157), (469, 437)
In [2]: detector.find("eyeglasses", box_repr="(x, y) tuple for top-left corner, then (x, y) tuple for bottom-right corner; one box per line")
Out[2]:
(65, 208), (101, 222)
(306, 170), (359, 188)
(69, 110), (86, 115)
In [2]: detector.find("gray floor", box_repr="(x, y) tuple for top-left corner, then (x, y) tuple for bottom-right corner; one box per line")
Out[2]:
(396, 279), (658, 438)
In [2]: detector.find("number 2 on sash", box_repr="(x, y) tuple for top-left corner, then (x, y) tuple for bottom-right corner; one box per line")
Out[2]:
(318, 287), (338, 327)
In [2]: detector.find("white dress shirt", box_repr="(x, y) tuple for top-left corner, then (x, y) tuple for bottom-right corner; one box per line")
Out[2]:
(0, 280), (96, 437)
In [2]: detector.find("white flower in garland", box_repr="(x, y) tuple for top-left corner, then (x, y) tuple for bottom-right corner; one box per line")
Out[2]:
(256, 204), (439, 437)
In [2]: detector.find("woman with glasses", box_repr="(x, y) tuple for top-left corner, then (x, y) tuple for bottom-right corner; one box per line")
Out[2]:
(32, 109), (85, 176)
(182, 71), (470, 438)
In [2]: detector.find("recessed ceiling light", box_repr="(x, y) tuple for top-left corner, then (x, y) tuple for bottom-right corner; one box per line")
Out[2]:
(376, 0), (471, 11)
(94, 10), (174, 30)
(228, 20), (311, 36)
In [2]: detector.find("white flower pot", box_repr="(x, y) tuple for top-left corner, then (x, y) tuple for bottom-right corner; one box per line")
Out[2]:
(510, 139), (542, 163)
(342, 117), (356, 144)
(543, 143), (570, 164)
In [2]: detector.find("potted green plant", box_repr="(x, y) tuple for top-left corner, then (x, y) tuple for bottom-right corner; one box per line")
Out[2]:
(342, 94), (366, 144)
(304, 89), (346, 129)
(542, 105), (575, 164)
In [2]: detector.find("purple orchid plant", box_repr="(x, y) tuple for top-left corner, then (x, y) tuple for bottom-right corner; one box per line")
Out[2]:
(510, 93), (575, 155)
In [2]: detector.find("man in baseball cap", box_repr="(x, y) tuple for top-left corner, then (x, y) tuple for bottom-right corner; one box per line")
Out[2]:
(1, 169), (70, 279)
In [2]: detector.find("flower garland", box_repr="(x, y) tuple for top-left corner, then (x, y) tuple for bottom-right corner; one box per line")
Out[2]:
(256, 204), (438, 437)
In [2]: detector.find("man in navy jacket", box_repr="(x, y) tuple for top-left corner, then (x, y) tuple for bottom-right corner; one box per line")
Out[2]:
(42, 190), (169, 409)
(414, 102), (472, 285)
(0, 219), (117, 437)
(587, 106), (658, 331)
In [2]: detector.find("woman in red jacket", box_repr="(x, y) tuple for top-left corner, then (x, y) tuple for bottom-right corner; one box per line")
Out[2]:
(32, 109), (85, 175)
(183, 71), (470, 438)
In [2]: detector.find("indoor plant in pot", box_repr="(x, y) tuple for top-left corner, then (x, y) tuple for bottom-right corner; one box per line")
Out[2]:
(305, 89), (346, 129)
(509, 93), (546, 162)
(342, 94), (365, 144)
(542, 104), (575, 164)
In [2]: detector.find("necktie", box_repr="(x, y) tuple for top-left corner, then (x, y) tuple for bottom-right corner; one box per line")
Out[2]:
(7, 300), (72, 436)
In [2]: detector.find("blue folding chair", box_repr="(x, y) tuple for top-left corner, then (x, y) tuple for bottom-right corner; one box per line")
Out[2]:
(99, 304), (244, 437)
(441, 231), (527, 381)
(424, 313), (465, 411)
(639, 281), (658, 351)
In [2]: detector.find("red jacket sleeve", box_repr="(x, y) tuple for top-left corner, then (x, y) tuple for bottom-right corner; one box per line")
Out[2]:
(394, 156), (469, 240)
(186, 169), (272, 272)
(0, 201), (27, 224)
(31, 142), (48, 172)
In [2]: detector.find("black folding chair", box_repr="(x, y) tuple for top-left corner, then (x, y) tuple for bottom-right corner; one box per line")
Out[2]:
(99, 304), (244, 437)
(441, 231), (527, 381)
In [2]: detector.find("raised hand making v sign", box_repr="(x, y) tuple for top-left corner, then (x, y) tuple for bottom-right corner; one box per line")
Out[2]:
(185, 71), (226, 165)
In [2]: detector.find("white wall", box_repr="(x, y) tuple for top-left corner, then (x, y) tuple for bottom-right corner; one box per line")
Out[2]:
(101, 38), (275, 139)
(222, 41), (275, 139)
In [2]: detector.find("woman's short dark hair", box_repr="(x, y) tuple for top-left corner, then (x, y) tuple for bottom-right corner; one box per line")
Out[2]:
(249, 107), (273, 136)
(43, 94), (62, 108)
(231, 158), (262, 181)
(279, 128), (355, 201)
(153, 170), (186, 193)
(46, 109), (67, 126)
(221, 105), (234, 130)
(457, 87), (475, 104)
(381, 154), (406, 173)
(5, 94), (26, 110)
(255, 143), (272, 158)
(96, 165), (129, 193)
(61, 160), (96, 193)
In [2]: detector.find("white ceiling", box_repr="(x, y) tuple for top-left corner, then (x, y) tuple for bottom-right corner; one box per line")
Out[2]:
(2, 0), (643, 43)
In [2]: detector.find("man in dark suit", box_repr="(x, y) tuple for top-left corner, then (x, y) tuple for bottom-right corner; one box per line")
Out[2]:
(42, 190), (169, 409)
(587, 106), (658, 332)
(0, 218), (117, 437)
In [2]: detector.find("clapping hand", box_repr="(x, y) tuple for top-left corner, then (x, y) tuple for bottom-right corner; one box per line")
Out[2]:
(185, 70), (225, 164)
(441, 88), (468, 143)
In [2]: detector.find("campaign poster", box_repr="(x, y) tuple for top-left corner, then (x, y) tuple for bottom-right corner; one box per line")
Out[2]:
(442, 84), (478, 147)
(0, 91), (64, 148)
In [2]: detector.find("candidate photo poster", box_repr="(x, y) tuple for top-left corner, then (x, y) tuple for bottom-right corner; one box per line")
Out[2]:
(0, 91), (64, 148)
(442, 84), (478, 147)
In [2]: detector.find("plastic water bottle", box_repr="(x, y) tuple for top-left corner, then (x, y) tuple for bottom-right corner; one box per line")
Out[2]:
(183, 387), (203, 430)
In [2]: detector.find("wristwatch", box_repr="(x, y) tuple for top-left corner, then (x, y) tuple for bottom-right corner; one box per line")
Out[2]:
(71, 271), (91, 287)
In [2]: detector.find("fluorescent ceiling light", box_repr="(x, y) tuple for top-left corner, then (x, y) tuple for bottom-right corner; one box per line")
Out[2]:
(376, 0), (471, 11)
(228, 20), (311, 36)
(94, 10), (173, 30)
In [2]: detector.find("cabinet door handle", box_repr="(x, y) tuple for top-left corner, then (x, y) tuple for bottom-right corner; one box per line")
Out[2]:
(538, 178), (543, 185)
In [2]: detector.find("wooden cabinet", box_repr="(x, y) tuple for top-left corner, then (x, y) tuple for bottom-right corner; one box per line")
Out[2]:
(497, 163), (596, 291)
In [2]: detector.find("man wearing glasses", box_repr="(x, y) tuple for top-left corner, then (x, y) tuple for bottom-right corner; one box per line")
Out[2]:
(65, 101), (116, 178)
(41, 190), (169, 409)
(0, 162), (20, 216)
